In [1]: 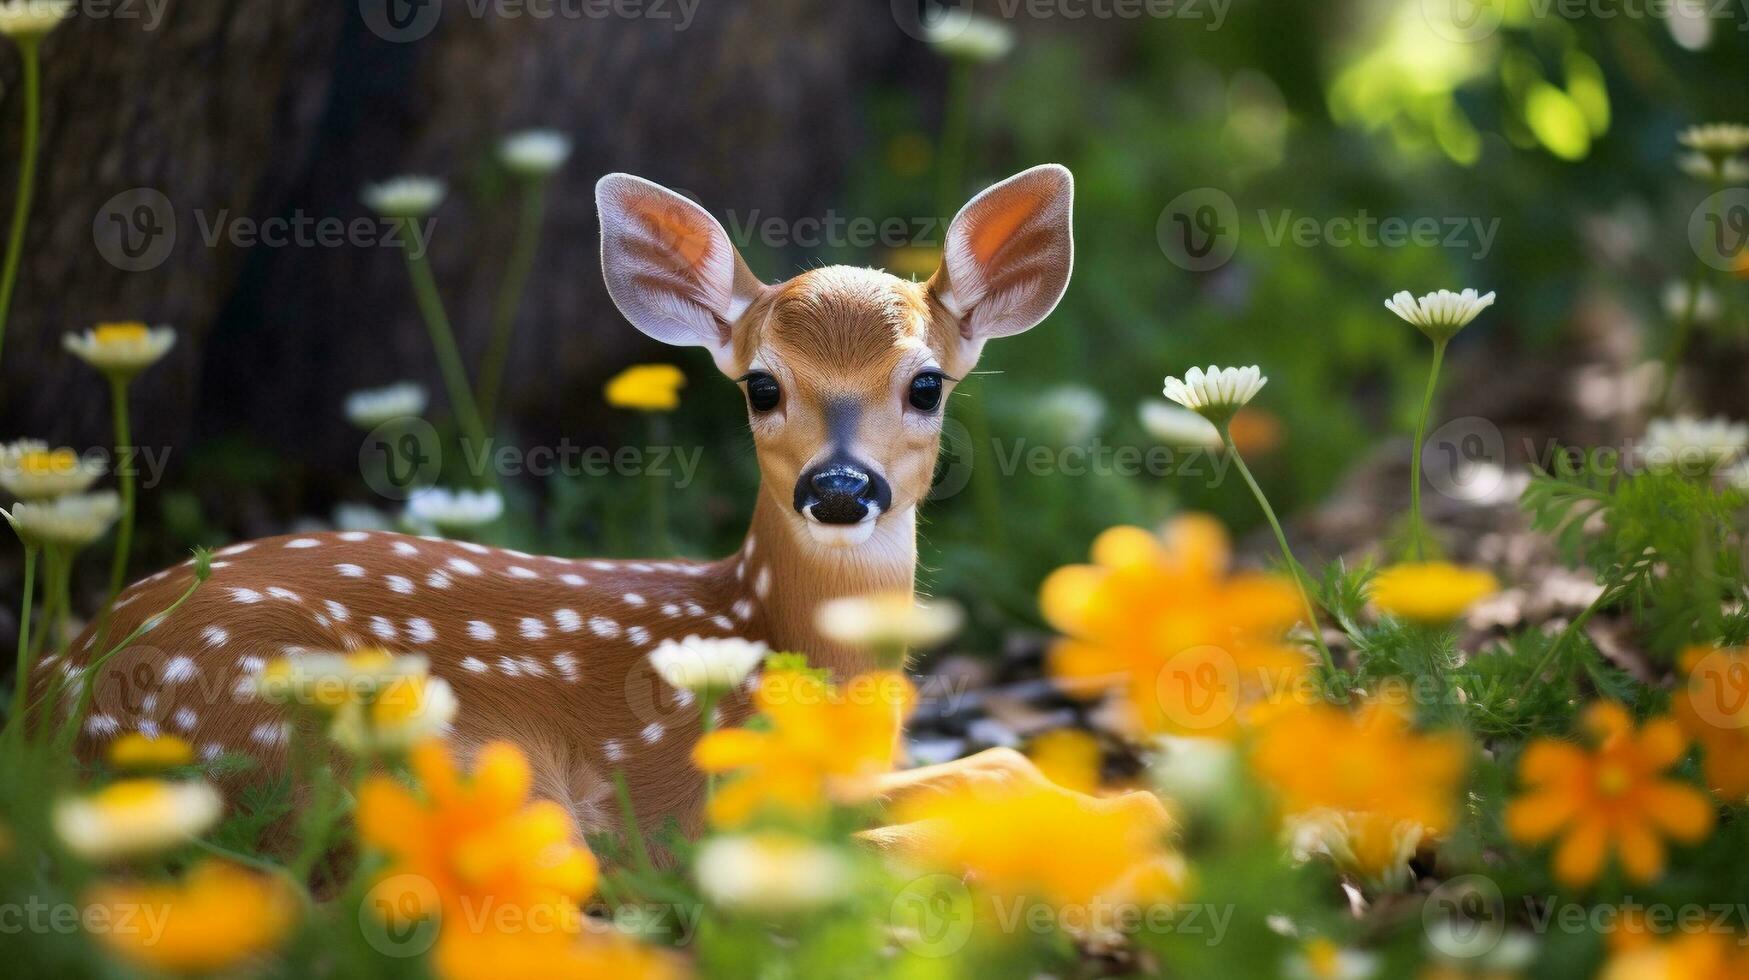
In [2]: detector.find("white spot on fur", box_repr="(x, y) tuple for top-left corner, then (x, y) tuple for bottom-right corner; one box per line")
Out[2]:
(228, 587), (264, 604)
(448, 558), (482, 576)
(325, 600), (350, 621)
(497, 658), (522, 677)
(467, 620), (497, 641)
(285, 538), (321, 549)
(202, 626), (229, 647)
(239, 655), (266, 674)
(661, 603), (680, 617)
(623, 592), (646, 606)
(640, 722), (666, 744)
(217, 542), (256, 556)
(85, 714), (119, 736)
(560, 573), (587, 587)
(201, 743), (224, 761)
(684, 602), (705, 617)
(710, 615), (733, 631)
(627, 626), (652, 646)
(507, 566), (538, 579)
(163, 656), (197, 684)
(732, 599), (753, 621)
(460, 656), (489, 673)
(173, 707), (198, 731)
(267, 586), (301, 602)
(588, 561), (614, 571)
(588, 616), (621, 639)
(426, 570), (453, 590)
(340, 531), (371, 542)
(554, 608), (582, 633)
(335, 563), (366, 578)
(518, 656), (546, 676)
(518, 617), (548, 640)
(250, 722), (289, 746)
(552, 653), (579, 680)
(603, 739), (625, 762)
(406, 617), (437, 643)
(386, 574), (415, 595)
(392, 540), (420, 556)
(370, 616), (398, 641)
(755, 567), (771, 599)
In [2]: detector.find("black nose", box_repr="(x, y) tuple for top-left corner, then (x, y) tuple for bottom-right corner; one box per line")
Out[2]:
(795, 460), (891, 525)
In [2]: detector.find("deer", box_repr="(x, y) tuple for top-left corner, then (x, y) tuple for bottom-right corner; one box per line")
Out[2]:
(52, 163), (1163, 848)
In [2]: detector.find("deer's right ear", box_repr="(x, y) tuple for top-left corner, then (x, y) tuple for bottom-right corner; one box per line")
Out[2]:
(596, 174), (765, 369)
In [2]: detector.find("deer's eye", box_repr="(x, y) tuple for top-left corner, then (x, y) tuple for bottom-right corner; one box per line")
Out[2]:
(745, 372), (781, 413)
(908, 371), (945, 413)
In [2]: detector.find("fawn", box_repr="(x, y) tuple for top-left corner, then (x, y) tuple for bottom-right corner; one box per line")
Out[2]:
(57, 164), (1119, 840)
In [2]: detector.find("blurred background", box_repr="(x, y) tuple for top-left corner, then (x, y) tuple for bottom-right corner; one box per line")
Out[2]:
(0, 0), (1744, 648)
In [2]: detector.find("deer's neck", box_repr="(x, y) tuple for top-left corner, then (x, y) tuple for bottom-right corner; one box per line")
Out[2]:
(742, 490), (916, 678)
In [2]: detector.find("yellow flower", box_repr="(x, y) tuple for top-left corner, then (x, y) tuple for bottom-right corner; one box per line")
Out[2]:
(1043, 515), (1311, 737)
(0, 0), (72, 40)
(107, 732), (195, 770)
(84, 860), (297, 974)
(1026, 729), (1103, 795)
(1369, 562), (1499, 624)
(357, 740), (597, 937)
(893, 778), (1183, 919)
(434, 927), (685, 980)
(64, 322), (177, 377)
(248, 647), (427, 710)
(1673, 645), (1749, 803)
(1252, 698), (1468, 889)
(1286, 938), (1380, 980)
(605, 363), (685, 411)
(1505, 702), (1715, 887)
(1599, 931), (1749, 980)
(692, 668), (914, 827)
(53, 779), (223, 860)
(329, 673), (458, 754)
(0, 440), (105, 500)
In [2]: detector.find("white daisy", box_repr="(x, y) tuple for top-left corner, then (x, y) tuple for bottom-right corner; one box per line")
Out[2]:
(329, 675), (458, 754)
(1283, 939), (1380, 980)
(1162, 365), (1267, 424)
(362, 176), (447, 219)
(63, 323), (176, 377)
(402, 486), (503, 532)
(1642, 415), (1749, 475)
(1383, 288), (1496, 343)
(345, 381), (428, 429)
(695, 833), (853, 914)
(1678, 152), (1749, 183)
(649, 635), (769, 696)
(0, 0), (72, 39)
(499, 129), (573, 179)
(922, 11), (1014, 62)
(4, 490), (121, 549)
(1138, 400), (1221, 449)
(53, 779), (224, 861)
(814, 592), (963, 650)
(1677, 122), (1749, 159)
(0, 440), (105, 500)
(247, 649), (429, 708)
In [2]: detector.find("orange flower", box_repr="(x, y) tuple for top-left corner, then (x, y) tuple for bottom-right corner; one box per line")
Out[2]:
(893, 778), (1183, 918)
(357, 741), (598, 941)
(1599, 931), (1749, 980)
(1505, 702), (1715, 887)
(1252, 697), (1467, 888)
(84, 860), (297, 974)
(1672, 645), (1749, 803)
(434, 926), (686, 980)
(692, 668), (914, 827)
(1043, 516), (1311, 737)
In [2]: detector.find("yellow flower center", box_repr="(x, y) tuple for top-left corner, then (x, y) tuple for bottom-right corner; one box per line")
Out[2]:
(1305, 938), (1342, 978)
(16, 448), (76, 475)
(94, 322), (149, 345)
(94, 779), (171, 810)
(1597, 763), (1632, 797)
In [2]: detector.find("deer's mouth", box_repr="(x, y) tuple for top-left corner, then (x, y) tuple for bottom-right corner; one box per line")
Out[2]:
(800, 502), (883, 547)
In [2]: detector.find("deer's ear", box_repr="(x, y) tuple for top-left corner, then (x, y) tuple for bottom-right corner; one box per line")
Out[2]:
(596, 173), (765, 368)
(930, 164), (1074, 342)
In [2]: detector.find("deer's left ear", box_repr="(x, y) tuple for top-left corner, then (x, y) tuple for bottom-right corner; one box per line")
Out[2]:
(929, 164), (1074, 342)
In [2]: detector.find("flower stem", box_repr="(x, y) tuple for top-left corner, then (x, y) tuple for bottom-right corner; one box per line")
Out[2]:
(1409, 339), (1446, 561)
(612, 769), (656, 875)
(1654, 266), (1706, 416)
(57, 568), (206, 751)
(477, 179), (548, 430)
(0, 39), (43, 371)
(1517, 585), (1614, 703)
(399, 220), (494, 488)
(8, 545), (37, 735)
(104, 374), (137, 608)
(1223, 428), (1336, 673)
